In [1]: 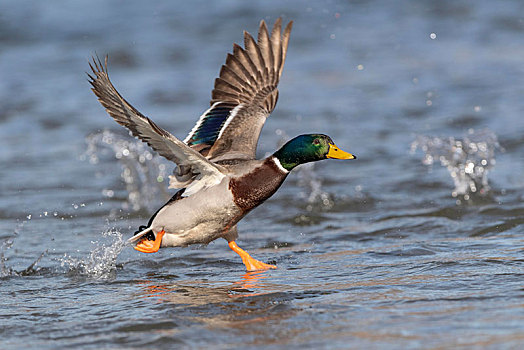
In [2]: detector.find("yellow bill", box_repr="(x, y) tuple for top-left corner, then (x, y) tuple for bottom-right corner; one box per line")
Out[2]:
(327, 143), (356, 160)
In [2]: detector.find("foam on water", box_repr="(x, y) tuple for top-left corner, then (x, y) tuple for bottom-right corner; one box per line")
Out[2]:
(81, 130), (170, 212)
(59, 229), (126, 279)
(411, 129), (502, 202)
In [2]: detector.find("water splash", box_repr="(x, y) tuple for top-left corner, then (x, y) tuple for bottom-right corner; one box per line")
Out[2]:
(0, 237), (47, 277)
(1, 238), (15, 277)
(81, 130), (170, 211)
(296, 162), (334, 211)
(59, 229), (126, 279)
(411, 129), (502, 201)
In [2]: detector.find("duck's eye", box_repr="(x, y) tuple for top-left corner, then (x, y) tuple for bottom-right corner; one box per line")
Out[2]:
(313, 139), (320, 145)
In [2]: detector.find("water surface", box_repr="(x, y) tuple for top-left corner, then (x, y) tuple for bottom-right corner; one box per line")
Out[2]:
(1, 1), (523, 349)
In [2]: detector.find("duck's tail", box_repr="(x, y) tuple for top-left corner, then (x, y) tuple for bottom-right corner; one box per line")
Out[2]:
(127, 226), (153, 244)
(127, 189), (186, 245)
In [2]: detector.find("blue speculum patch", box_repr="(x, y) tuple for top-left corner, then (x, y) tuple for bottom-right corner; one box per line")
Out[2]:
(187, 103), (234, 146)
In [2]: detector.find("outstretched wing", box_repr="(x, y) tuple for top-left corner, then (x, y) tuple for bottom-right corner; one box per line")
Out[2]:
(184, 18), (293, 162)
(88, 56), (225, 197)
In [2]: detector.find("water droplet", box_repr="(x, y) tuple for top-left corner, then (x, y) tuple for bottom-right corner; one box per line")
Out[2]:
(411, 129), (501, 201)
(59, 229), (125, 279)
(81, 130), (188, 212)
(102, 189), (114, 198)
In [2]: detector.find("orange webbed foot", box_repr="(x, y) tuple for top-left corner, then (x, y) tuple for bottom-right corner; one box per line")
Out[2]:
(228, 241), (277, 272)
(243, 258), (277, 272)
(134, 230), (165, 253)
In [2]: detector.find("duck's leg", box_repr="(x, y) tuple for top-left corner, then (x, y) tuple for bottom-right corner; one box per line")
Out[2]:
(135, 230), (165, 253)
(223, 227), (276, 271)
(228, 241), (276, 271)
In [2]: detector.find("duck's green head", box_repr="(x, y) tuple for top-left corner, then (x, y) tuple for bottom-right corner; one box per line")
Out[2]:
(273, 134), (356, 171)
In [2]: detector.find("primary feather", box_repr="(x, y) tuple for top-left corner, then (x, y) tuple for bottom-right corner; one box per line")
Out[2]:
(87, 56), (226, 197)
(186, 18), (293, 162)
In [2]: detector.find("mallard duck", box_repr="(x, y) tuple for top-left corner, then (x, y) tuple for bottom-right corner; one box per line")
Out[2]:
(88, 18), (356, 271)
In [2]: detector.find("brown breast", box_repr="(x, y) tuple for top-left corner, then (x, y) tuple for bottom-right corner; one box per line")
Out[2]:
(228, 158), (288, 212)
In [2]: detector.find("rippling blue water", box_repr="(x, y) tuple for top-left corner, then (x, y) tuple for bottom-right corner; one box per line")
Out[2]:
(1, 1), (523, 349)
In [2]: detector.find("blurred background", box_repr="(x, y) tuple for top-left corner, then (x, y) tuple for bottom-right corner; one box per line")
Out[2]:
(1, 1), (523, 349)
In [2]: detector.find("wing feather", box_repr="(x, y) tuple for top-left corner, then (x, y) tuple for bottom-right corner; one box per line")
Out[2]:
(258, 21), (274, 84)
(88, 56), (225, 197)
(204, 18), (293, 161)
